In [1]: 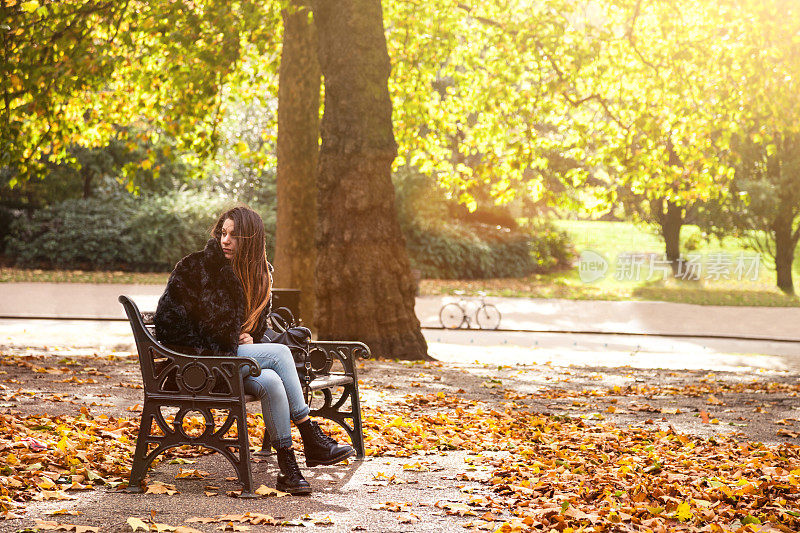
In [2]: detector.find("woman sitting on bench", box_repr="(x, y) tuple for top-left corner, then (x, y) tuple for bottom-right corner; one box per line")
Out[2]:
(153, 205), (354, 495)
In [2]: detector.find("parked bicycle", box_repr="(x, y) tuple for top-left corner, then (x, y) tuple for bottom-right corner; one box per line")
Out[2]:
(438, 291), (501, 330)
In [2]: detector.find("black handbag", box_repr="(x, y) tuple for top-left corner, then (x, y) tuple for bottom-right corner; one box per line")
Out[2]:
(261, 307), (314, 397)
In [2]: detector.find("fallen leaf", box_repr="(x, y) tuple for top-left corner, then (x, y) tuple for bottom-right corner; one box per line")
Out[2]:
(216, 524), (249, 532)
(254, 485), (289, 497)
(145, 482), (179, 495)
(127, 517), (149, 532)
(675, 502), (693, 522)
(398, 513), (419, 523)
(175, 468), (211, 479)
(34, 520), (99, 533)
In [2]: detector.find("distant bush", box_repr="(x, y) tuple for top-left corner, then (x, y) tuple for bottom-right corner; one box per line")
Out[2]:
(6, 196), (138, 268)
(5, 187), (275, 270)
(525, 219), (574, 272)
(403, 219), (573, 280)
(392, 165), (573, 279)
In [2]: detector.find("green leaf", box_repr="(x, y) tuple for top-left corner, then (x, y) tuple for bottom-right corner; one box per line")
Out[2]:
(20, 1), (39, 13)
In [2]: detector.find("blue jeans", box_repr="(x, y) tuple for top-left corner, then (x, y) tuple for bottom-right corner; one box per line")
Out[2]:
(237, 343), (310, 448)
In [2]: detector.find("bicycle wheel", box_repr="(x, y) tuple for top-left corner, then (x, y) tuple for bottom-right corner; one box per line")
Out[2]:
(475, 303), (501, 330)
(439, 303), (466, 329)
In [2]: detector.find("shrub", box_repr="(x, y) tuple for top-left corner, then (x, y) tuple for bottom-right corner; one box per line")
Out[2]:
(5, 188), (275, 270)
(403, 219), (573, 280)
(526, 219), (574, 272)
(392, 165), (573, 279)
(6, 196), (140, 268)
(681, 228), (705, 252)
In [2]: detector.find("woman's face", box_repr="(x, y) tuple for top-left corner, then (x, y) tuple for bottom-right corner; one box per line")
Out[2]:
(220, 218), (237, 260)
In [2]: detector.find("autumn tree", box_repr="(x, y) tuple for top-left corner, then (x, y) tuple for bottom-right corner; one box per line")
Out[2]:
(312, 0), (428, 359)
(700, 0), (800, 293)
(719, 134), (800, 294)
(587, 2), (741, 270)
(1, 0), (281, 186)
(383, 1), (742, 273)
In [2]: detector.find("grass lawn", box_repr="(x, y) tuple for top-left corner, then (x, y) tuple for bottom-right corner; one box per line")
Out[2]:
(422, 220), (800, 307)
(0, 268), (169, 284)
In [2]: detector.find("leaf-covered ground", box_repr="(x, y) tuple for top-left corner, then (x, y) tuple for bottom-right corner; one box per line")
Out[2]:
(0, 348), (799, 532)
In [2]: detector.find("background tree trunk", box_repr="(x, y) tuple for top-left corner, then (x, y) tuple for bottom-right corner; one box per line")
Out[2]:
(652, 198), (684, 274)
(274, 1), (321, 326)
(772, 208), (797, 294)
(82, 168), (92, 199)
(312, 0), (429, 359)
(662, 200), (683, 267)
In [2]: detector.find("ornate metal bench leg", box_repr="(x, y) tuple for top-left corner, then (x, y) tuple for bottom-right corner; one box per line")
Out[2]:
(348, 383), (366, 459)
(125, 403), (156, 493)
(234, 406), (259, 498)
(254, 426), (274, 456)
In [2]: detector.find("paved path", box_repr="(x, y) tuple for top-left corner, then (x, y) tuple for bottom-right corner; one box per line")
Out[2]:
(3, 282), (800, 340)
(418, 295), (800, 341)
(0, 318), (796, 373)
(1, 282), (799, 373)
(0, 282), (163, 320)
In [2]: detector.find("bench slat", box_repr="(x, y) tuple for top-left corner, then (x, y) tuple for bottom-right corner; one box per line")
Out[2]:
(309, 374), (353, 390)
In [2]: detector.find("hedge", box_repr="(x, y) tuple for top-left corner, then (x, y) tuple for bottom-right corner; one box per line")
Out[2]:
(5, 190), (569, 280)
(403, 219), (572, 280)
(5, 190), (275, 271)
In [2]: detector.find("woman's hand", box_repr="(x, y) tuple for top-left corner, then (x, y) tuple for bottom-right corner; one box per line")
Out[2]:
(239, 332), (253, 345)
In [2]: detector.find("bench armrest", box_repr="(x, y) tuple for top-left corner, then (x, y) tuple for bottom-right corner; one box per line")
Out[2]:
(307, 341), (370, 378)
(142, 342), (261, 400)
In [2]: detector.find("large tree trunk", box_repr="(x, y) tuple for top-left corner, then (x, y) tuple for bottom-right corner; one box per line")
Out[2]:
(274, 1), (321, 326)
(772, 209), (798, 295)
(312, 0), (429, 359)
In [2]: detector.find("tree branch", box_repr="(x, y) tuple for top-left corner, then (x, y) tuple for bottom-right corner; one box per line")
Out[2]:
(455, 2), (632, 133)
(625, 0), (661, 73)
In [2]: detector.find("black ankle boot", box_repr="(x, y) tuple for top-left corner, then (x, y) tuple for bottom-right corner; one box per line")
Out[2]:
(297, 419), (355, 467)
(275, 447), (311, 495)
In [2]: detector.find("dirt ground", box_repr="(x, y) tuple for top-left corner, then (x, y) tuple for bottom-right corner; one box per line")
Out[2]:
(1, 345), (799, 532)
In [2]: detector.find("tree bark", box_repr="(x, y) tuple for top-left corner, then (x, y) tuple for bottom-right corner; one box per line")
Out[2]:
(651, 198), (684, 274)
(662, 200), (683, 267)
(772, 208), (797, 295)
(274, 1), (321, 326)
(82, 166), (92, 199)
(312, 0), (429, 359)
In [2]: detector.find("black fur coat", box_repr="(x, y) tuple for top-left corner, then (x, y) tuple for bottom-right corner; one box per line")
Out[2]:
(153, 237), (273, 356)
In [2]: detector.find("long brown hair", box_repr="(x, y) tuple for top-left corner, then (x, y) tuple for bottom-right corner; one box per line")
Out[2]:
(212, 206), (271, 334)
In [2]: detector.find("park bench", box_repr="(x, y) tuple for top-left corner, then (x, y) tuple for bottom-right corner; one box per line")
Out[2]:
(118, 294), (370, 497)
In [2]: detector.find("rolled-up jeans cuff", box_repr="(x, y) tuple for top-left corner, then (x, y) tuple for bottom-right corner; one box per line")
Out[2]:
(291, 405), (310, 422)
(272, 436), (293, 449)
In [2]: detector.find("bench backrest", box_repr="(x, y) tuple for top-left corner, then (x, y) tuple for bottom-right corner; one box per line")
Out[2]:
(119, 294), (255, 400)
(118, 295), (183, 394)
